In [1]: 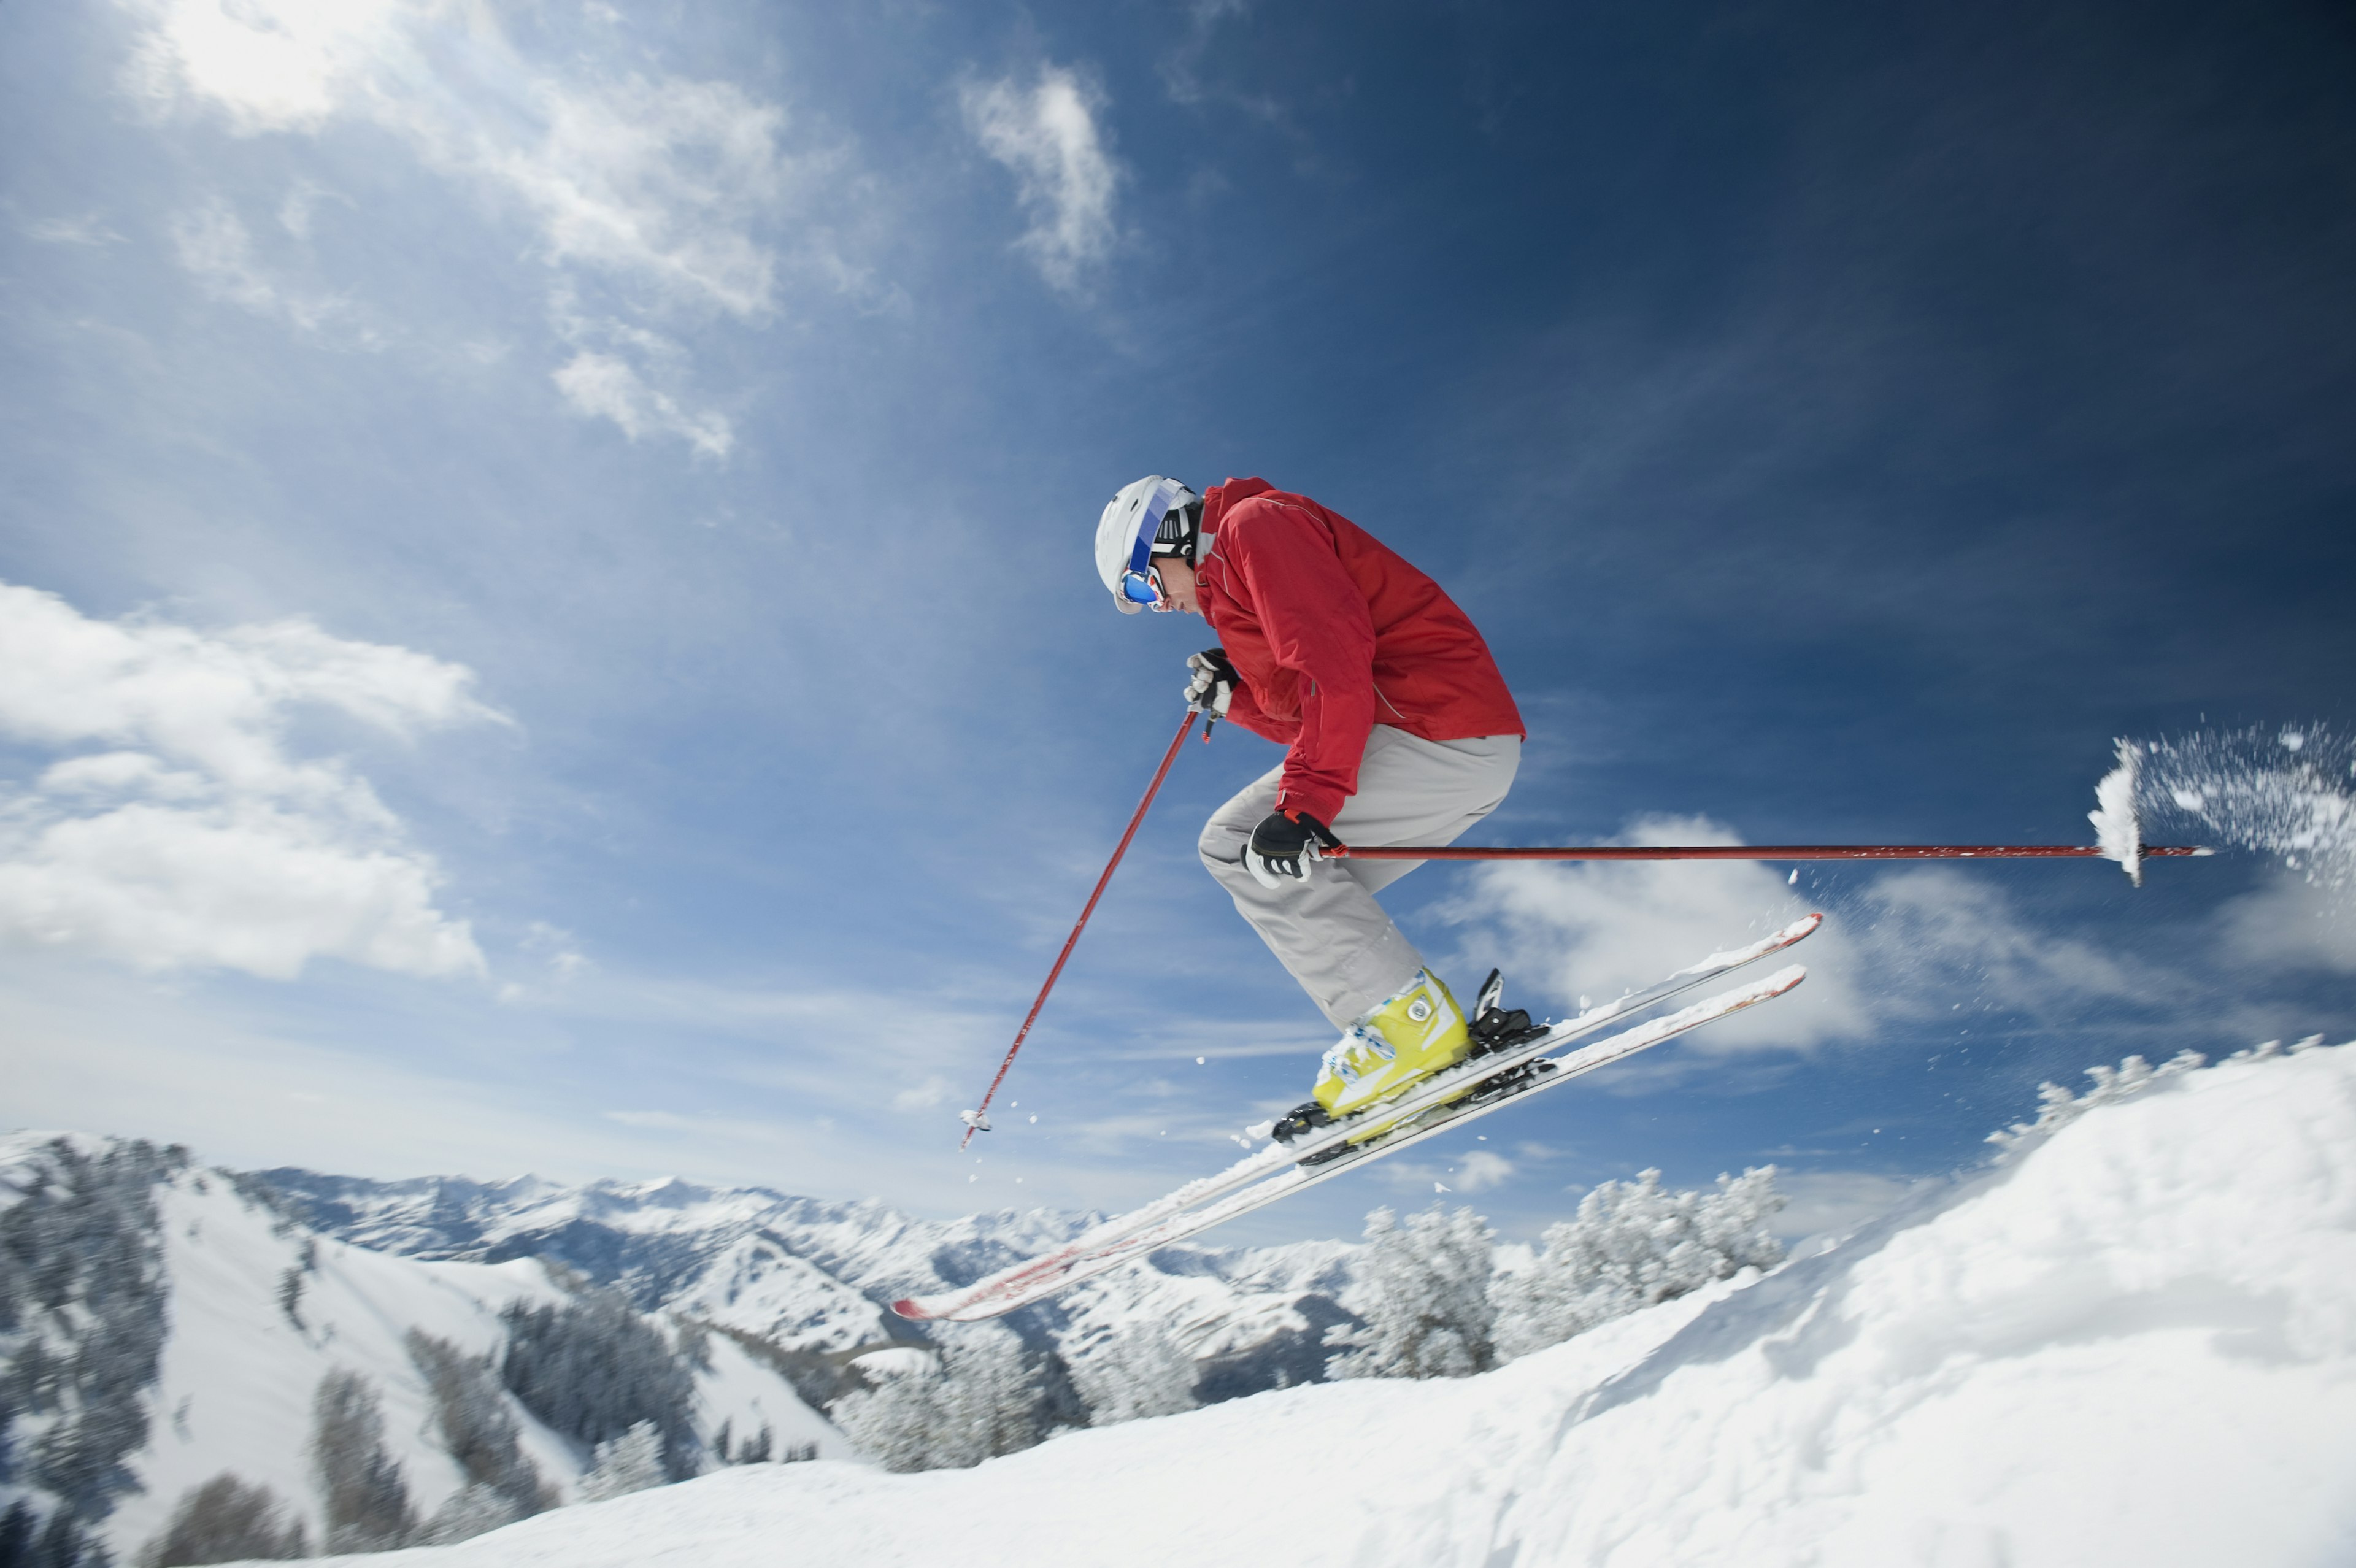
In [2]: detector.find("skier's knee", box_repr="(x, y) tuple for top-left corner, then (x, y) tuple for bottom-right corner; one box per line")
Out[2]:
(1199, 821), (1245, 880)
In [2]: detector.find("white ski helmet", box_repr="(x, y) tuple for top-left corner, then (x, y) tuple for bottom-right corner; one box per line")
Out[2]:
(1095, 475), (1203, 614)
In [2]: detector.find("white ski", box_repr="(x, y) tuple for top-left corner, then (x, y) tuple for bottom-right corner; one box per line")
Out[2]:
(894, 918), (1820, 1323)
(894, 965), (1805, 1323)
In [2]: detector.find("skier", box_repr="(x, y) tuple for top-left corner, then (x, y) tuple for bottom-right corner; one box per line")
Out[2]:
(1093, 475), (1536, 1142)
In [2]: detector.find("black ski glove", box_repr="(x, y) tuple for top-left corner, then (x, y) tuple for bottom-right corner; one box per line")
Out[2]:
(1183, 647), (1238, 718)
(1246, 809), (1342, 888)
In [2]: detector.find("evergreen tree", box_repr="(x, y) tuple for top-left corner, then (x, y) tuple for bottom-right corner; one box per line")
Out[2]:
(412, 1484), (525, 1546)
(404, 1331), (550, 1522)
(498, 1290), (698, 1482)
(0, 1139), (177, 1526)
(274, 1270), (304, 1333)
(29, 1506), (106, 1568)
(578, 1423), (666, 1502)
(1068, 1322), (1198, 1426)
(1490, 1167), (1786, 1361)
(136, 1473), (307, 1566)
(307, 1369), (414, 1553)
(1326, 1206), (1498, 1380)
(829, 1328), (1044, 1473)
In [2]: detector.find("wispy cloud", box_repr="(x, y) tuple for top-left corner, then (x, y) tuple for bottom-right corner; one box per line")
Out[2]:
(961, 63), (1122, 293)
(119, 0), (872, 453)
(1442, 813), (2182, 1058)
(2219, 869), (2356, 974)
(1161, 0), (1253, 107)
(0, 579), (504, 980)
(169, 199), (374, 342)
(22, 213), (125, 247)
(552, 350), (732, 459)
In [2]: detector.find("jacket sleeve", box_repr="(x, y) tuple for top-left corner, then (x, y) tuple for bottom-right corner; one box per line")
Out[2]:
(1228, 502), (1377, 825)
(1215, 677), (1292, 745)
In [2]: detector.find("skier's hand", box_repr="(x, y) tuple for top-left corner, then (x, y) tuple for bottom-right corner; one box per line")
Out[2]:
(1246, 809), (1341, 888)
(1184, 648), (1238, 718)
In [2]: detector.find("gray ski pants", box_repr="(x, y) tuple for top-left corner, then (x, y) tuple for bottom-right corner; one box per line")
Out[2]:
(1199, 726), (1521, 1029)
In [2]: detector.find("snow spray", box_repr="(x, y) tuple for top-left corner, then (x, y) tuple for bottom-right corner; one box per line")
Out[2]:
(2121, 726), (2356, 894)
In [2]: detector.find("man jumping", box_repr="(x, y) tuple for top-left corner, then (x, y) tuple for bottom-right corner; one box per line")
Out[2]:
(1092, 475), (1535, 1142)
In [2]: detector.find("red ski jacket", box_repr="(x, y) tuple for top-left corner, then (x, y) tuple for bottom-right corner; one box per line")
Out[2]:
(1195, 478), (1525, 826)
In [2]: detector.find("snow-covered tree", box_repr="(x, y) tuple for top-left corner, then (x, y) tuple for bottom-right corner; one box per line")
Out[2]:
(499, 1288), (699, 1482)
(830, 1328), (1044, 1472)
(1491, 1167), (1785, 1361)
(1985, 1050), (2211, 1153)
(0, 1137), (177, 1531)
(308, 1368), (415, 1553)
(137, 1472), (309, 1565)
(1326, 1205), (1497, 1380)
(415, 1483), (529, 1545)
(579, 1421), (668, 1502)
(406, 1329), (551, 1524)
(1068, 1321), (1198, 1426)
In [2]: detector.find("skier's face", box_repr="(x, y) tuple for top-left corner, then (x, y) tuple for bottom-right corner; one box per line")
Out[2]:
(1151, 555), (1203, 616)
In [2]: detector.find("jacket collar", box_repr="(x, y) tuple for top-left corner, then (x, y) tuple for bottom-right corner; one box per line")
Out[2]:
(1201, 477), (1274, 550)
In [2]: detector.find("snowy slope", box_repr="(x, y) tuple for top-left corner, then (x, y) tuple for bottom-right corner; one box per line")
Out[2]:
(0, 1137), (847, 1563)
(287, 1040), (2356, 1568)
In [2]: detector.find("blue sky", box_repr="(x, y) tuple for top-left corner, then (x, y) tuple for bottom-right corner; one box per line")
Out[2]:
(3, 0), (2352, 1245)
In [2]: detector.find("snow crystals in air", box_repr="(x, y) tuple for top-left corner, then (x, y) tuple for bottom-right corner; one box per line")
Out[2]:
(309, 1038), (2356, 1568)
(2128, 724), (2356, 891)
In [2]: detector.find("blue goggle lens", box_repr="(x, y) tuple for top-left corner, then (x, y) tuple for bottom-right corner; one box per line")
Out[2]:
(1119, 566), (1164, 606)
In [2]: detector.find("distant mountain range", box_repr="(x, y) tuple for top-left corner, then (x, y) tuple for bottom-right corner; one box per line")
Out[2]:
(0, 1134), (1369, 1566)
(244, 1164), (1367, 1405)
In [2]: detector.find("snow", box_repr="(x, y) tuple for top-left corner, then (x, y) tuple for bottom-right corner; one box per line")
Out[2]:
(283, 1040), (2356, 1567)
(0, 1140), (849, 1561)
(261, 1163), (1369, 1399)
(2136, 724), (2356, 890)
(2088, 737), (2142, 882)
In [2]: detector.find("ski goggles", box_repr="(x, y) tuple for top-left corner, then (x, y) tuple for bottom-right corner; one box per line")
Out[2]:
(1112, 478), (1190, 615)
(1118, 561), (1173, 612)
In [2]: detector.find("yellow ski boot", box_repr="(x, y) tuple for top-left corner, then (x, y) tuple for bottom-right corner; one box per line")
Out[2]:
(1271, 968), (1555, 1159)
(1303, 969), (1473, 1143)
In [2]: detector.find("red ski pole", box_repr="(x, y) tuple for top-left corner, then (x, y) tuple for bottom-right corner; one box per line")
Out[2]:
(960, 709), (1199, 1149)
(1326, 843), (2210, 862)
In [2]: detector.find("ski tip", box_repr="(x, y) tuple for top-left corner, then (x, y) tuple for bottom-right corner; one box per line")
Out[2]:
(888, 1297), (930, 1321)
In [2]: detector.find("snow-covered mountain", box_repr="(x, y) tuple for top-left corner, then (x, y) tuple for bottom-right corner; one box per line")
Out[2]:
(0, 1136), (846, 1567)
(242, 1167), (1365, 1404)
(0, 1136), (1373, 1565)
(268, 1037), (2356, 1568)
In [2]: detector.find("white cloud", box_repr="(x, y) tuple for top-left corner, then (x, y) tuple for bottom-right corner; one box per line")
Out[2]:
(1450, 815), (1873, 1051)
(0, 579), (502, 980)
(1445, 814), (2174, 1056)
(125, 0), (799, 313)
(2218, 871), (2356, 974)
(891, 1075), (954, 1113)
(962, 64), (1122, 292)
(552, 350), (731, 459)
(120, 0), (871, 452)
(521, 921), (590, 980)
(169, 199), (365, 339)
(1452, 1149), (1515, 1193)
